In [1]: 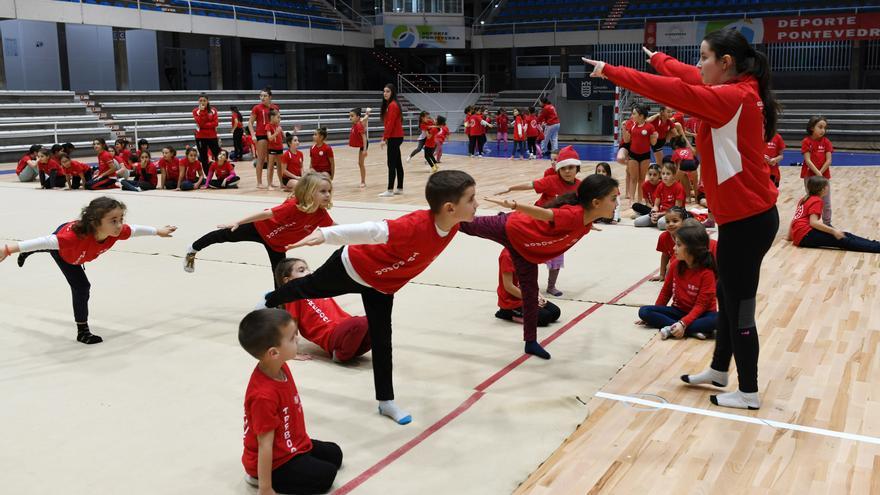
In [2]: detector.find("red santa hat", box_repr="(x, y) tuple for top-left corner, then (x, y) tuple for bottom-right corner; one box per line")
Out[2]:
(555, 145), (581, 170)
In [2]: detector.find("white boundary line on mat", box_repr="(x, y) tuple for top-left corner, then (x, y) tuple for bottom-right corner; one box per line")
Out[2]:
(595, 391), (880, 446)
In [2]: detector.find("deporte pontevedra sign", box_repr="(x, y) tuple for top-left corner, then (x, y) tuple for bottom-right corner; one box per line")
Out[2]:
(645, 12), (880, 46)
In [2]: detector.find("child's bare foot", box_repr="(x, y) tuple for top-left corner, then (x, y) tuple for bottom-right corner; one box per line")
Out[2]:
(256, 184), (267, 190)
(359, 182), (366, 188)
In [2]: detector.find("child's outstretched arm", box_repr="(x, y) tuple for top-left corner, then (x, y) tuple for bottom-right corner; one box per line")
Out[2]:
(131, 225), (177, 237)
(497, 182), (536, 195)
(219, 210), (274, 231)
(286, 221), (388, 250)
(483, 197), (554, 222)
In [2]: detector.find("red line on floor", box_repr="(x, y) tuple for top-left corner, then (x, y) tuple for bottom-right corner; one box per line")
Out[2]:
(333, 391), (485, 495)
(332, 268), (659, 494)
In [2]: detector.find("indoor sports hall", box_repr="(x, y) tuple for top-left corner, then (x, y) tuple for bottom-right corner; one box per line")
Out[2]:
(1, 1), (879, 494)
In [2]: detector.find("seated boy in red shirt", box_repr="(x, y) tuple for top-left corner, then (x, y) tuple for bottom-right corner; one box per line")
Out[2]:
(259, 170), (478, 425)
(239, 309), (342, 495)
(495, 248), (561, 326)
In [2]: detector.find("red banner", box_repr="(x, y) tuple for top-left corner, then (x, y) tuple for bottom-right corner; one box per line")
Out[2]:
(763, 12), (880, 43)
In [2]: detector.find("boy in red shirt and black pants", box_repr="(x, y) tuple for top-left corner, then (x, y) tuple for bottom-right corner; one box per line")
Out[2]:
(239, 309), (342, 495)
(259, 170), (478, 425)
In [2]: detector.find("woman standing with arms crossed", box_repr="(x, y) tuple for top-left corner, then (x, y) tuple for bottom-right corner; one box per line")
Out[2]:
(584, 29), (780, 410)
(193, 93), (221, 174)
(379, 83), (404, 198)
(248, 87), (280, 189)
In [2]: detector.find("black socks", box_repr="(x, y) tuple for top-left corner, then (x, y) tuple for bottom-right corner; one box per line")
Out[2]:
(76, 323), (103, 345)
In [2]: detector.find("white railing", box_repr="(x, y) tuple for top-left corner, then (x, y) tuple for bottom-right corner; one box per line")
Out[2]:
(58, 0), (372, 33)
(397, 73), (484, 94)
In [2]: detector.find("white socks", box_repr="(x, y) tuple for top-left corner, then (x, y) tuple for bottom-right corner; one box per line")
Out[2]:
(711, 390), (761, 410)
(378, 400), (412, 425)
(680, 368), (728, 388)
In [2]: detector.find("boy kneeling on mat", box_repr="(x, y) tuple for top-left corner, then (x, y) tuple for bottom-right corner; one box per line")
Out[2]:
(240, 308), (342, 495)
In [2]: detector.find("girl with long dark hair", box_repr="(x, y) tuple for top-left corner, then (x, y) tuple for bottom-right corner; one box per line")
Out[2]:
(379, 83), (404, 197)
(584, 29), (780, 410)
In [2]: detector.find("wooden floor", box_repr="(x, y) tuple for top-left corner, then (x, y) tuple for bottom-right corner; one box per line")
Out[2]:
(515, 166), (880, 494)
(3, 141), (880, 494)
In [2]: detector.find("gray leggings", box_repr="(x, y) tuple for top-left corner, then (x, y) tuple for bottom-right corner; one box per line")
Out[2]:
(634, 214), (668, 230)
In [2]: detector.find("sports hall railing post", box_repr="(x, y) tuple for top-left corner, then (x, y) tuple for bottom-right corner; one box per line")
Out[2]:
(53, 122), (58, 144)
(133, 120), (138, 145)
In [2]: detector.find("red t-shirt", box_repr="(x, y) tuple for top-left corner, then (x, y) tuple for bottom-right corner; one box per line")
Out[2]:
(533, 175), (580, 207)
(437, 125), (449, 144)
(43, 157), (63, 174)
(629, 122), (656, 154)
(349, 121), (365, 148)
(800, 136), (833, 179)
(97, 150), (116, 175)
(62, 160), (91, 177)
(284, 298), (350, 354)
(16, 154), (32, 175)
(495, 114), (509, 133)
(382, 101), (404, 139)
(251, 103), (279, 136)
(55, 221), (132, 265)
(115, 149), (132, 169)
(181, 158), (202, 182)
(505, 205), (590, 264)
(266, 123), (284, 151)
(158, 157), (180, 182)
(642, 180), (660, 205)
(470, 115), (487, 136)
(525, 115), (539, 137)
(672, 147), (695, 163)
(134, 161), (159, 187)
(656, 230), (675, 259)
(347, 209), (458, 294)
(253, 198), (333, 253)
(513, 116), (526, 141)
(655, 181), (685, 211)
(654, 117), (675, 140)
(496, 248), (521, 310)
(309, 144), (334, 174)
(789, 196), (823, 246)
(538, 104), (560, 126)
(656, 259), (717, 326)
(282, 150), (303, 177)
(242, 363), (312, 478)
(425, 126), (439, 148)
(209, 161), (235, 181)
(193, 107), (219, 139)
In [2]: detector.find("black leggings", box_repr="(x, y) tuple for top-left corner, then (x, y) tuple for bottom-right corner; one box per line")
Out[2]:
(271, 439), (342, 494)
(408, 138), (426, 159)
(191, 223), (286, 284)
(496, 300), (561, 327)
(799, 229), (880, 253)
(527, 137), (537, 155)
(710, 206), (779, 393)
(196, 138), (221, 174)
(477, 134), (487, 154)
(119, 180), (156, 192)
(208, 176), (240, 188)
(232, 128), (244, 160)
(632, 203), (653, 215)
(468, 135), (477, 155)
(39, 170), (65, 189)
(385, 137), (404, 190)
(48, 251), (90, 323)
(424, 147), (437, 167)
(265, 248), (396, 401)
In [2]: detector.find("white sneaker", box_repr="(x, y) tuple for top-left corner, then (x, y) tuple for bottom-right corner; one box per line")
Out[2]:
(693, 332), (707, 340)
(394, 188), (404, 195)
(244, 475), (259, 488)
(659, 326), (672, 340)
(378, 190), (394, 197)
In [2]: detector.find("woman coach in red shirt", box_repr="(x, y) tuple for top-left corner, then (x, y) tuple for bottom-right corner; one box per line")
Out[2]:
(584, 29), (780, 411)
(193, 93), (221, 174)
(379, 83), (404, 198)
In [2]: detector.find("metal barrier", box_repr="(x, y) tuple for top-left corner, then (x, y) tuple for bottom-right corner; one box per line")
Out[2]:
(397, 73), (485, 94)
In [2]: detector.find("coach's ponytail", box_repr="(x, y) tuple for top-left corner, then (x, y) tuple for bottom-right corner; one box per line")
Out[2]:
(544, 173), (618, 209)
(703, 29), (779, 141)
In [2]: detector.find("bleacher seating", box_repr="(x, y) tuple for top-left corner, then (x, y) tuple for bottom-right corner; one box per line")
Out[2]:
(0, 91), (111, 163)
(0, 90), (422, 163)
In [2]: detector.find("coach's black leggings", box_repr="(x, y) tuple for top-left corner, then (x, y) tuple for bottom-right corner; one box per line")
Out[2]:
(196, 138), (221, 174)
(385, 137), (404, 190)
(191, 223), (286, 284)
(271, 439), (342, 494)
(265, 248), (396, 401)
(710, 206), (779, 393)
